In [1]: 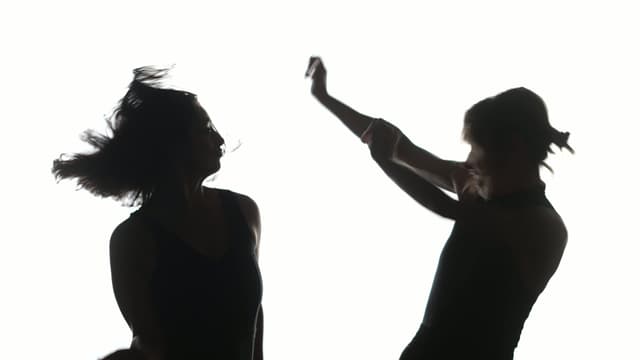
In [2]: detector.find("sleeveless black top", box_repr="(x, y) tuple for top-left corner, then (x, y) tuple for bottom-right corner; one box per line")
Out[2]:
(419, 185), (552, 358)
(133, 190), (262, 360)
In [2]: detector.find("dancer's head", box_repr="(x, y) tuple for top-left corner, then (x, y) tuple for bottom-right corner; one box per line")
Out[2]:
(462, 87), (572, 179)
(52, 67), (225, 206)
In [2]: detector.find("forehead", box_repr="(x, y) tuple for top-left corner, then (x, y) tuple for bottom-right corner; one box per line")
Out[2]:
(191, 99), (212, 125)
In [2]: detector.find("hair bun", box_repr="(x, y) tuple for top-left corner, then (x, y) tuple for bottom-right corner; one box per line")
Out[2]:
(551, 129), (574, 154)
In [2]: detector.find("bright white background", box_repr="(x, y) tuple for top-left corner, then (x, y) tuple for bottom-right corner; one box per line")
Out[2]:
(1, 1), (638, 359)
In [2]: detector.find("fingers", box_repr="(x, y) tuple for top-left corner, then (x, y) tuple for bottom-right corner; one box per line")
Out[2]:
(307, 56), (328, 98)
(306, 56), (324, 78)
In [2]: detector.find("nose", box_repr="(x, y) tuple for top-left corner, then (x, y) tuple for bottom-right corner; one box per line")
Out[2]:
(213, 133), (226, 154)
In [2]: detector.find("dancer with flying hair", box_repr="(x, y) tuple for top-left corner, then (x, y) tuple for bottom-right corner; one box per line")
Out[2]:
(54, 68), (264, 360)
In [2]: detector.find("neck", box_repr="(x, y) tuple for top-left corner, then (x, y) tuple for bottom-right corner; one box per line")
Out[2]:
(481, 165), (542, 200)
(148, 171), (208, 211)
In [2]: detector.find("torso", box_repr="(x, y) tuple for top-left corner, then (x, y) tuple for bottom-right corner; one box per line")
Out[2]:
(420, 185), (566, 356)
(124, 188), (262, 360)
(141, 188), (240, 260)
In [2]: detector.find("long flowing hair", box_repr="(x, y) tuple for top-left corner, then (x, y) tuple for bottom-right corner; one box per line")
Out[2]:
(52, 67), (205, 206)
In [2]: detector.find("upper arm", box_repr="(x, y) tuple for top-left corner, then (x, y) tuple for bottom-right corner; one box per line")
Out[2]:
(109, 218), (163, 354)
(395, 138), (469, 194)
(375, 158), (462, 220)
(232, 192), (262, 255)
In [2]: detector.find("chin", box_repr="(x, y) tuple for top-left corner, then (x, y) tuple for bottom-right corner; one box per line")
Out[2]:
(196, 163), (220, 180)
(209, 161), (222, 174)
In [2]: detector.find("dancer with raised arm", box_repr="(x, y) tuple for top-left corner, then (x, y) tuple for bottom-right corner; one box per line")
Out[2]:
(53, 68), (263, 360)
(307, 56), (571, 360)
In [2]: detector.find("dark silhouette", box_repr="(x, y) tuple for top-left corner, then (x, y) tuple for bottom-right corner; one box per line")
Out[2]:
(53, 68), (263, 360)
(101, 349), (146, 360)
(308, 57), (571, 360)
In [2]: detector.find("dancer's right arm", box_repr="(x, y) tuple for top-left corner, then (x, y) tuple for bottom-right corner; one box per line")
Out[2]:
(110, 219), (164, 360)
(393, 136), (468, 194)
(308, 57), (470, 196)
(309, 57), (376, 138)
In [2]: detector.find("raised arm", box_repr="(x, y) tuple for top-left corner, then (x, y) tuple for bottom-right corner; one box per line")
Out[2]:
(308, 57), (376, 138)
(393, 135), (469, 194)
(307, 57), (471, 196)
(365, 121), (461, 220)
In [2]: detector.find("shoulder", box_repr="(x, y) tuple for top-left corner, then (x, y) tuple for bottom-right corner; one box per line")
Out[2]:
(519, 206), (567, 246)
(207, 188), (261, 239)
(109, 213), (156, 265)
(209, 188), (260, 218)
(231, 191), (260, 219)
(462, 201), (567, 253)
(510, 207), (568, 290)
(484, 205), (567, 246)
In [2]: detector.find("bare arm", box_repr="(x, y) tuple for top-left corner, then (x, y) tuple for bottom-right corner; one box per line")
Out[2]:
(360, 120), (461, 219)
(373, 156), (461, 219)
(231, 191), (264, 360)
(110, 218), (164, 360)
(394, 136), (468, 194)
(308, 57), (470, 194)
(232, 191), (262, 260)
(308, 57), (376, 138)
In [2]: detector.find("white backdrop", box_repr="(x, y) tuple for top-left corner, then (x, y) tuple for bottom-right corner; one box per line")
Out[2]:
(1, 1), (638, 359)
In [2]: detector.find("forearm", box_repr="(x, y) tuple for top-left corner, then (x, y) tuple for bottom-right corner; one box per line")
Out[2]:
(375, 157), (459, 220)
(393, 137), (462, 193)
(314, 92), (376, 138)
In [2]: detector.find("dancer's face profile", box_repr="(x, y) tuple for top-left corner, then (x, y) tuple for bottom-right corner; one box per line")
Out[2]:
(184, 100), (226, 177)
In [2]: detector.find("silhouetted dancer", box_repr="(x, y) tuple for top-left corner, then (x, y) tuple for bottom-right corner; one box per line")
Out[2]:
(307, 57), (572, 360)
(53, 67), (263, 360)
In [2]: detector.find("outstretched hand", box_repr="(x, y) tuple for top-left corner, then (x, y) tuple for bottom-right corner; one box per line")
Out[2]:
(361, 119), (403, 161)
(306, 56), (328, 98)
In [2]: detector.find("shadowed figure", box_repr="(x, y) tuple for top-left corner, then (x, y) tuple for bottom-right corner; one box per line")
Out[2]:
(307, 57), (572, 360)
(52, 68), (263, 360)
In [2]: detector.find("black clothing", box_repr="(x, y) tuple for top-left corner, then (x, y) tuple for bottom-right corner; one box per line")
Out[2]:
(401, 185), (552, 360)
(133, 190), (262, 360)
